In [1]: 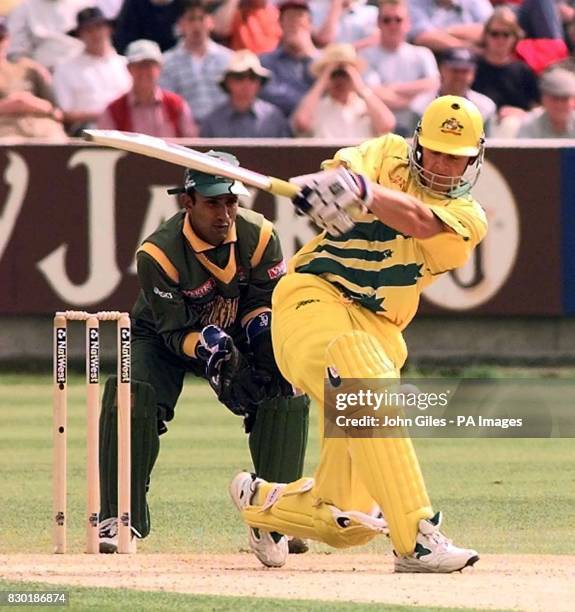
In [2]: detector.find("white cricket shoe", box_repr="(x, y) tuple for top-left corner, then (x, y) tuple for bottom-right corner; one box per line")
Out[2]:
(394, 512), (479, 573)
(229, 471), (288, 568)
(98, 517), (138, 554)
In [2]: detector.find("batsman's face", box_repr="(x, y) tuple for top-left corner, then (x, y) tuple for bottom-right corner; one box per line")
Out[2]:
(421, 147), (471, 193)
(185, 193), (238, 245)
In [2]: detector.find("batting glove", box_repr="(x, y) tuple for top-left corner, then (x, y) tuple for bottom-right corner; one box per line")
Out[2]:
(291, 167), (373, 236)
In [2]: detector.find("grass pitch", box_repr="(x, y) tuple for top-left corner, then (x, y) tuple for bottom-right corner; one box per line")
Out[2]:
(0, 372), (573, 611)
(0, 372), (573, 556)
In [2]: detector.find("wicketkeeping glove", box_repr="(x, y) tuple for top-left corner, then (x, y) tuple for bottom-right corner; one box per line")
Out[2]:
(291, 167), (373, 236)
(245, 312), (294, 399)
(198, 325), (266, 415)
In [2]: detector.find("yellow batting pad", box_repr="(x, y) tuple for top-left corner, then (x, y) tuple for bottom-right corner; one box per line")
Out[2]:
(325, 331), (397, 379)
(242, 478), (317, 542)
(325, 331), (433, 555)
(242, 478), (385, 548)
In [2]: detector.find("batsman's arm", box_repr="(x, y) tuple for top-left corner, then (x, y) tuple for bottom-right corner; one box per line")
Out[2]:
(321, 134), (445, 238)
(415, 199), (488, 273)
(368, 186), (445, 239)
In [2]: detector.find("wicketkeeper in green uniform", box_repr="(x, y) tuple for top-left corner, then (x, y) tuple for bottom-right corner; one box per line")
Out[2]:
(98, 151), (310, 566)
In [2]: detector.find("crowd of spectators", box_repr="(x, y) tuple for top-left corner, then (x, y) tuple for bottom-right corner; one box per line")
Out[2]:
(1, 0), (575, 140)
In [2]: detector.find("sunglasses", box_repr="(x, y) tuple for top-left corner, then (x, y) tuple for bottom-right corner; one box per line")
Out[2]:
(486, 29), (513, 38)
(380, 16), (403, 24)
(228, 72), (261, 81)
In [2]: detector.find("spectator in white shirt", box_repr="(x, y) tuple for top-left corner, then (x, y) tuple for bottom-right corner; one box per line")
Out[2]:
(291, 42), (395, 138)
(7, 0), (92, 71)
(311, 0), (378, 48)
(360, 0), (439, 135)
(53, 6), (131, 134)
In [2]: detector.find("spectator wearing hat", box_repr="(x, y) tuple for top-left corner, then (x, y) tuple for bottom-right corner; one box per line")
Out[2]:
(410, 48), (496, 134)
(312, 0), (378, 48)
(518, 68), (575, 138)
(97, 39), (197, 136)
(359, 0), (439, 135)
(0, 17), (67, 139)
(6, 0), (91, 71)
(53, 6), (130, 134)
(291, 43), (395, 138)
(259, 0), (317, 117)
(408, 0), (493, 53)
(200, 49), (291, 137)
(113, 0), (184, 54)
(212, 0), (281, 54)
(160, 0), (231, 126)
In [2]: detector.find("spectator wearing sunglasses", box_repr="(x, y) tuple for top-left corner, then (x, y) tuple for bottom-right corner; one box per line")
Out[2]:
(473, 7), (539, 136)
(359, 0), (439, 135)
(408, 0), (493, 52)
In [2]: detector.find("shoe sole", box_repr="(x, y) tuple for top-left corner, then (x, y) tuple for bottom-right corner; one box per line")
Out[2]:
(99, 542), (117, 554)
(395, 554), (480, 574)
(288, 538), (309, 555)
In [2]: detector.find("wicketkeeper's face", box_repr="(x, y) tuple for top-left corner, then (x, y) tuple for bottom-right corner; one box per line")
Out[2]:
(184, 193), (238, 246)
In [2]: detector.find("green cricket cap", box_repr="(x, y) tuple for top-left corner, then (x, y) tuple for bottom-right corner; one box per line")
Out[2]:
(168, 150), (249, 197)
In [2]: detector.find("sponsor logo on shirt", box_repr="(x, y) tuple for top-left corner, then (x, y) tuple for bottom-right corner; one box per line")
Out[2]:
(182, 278), (216, 299)
(267, 260), (286, 280)
(154, 286), (173, 299)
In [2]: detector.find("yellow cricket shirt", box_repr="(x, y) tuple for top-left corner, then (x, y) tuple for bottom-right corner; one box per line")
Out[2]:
(291, 134), (488, 330)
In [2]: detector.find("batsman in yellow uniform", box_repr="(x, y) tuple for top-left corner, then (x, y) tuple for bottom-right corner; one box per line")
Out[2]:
(230, 95), (487, 573)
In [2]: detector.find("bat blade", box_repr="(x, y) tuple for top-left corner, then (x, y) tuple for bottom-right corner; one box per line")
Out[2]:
(82, 130), (298, 198)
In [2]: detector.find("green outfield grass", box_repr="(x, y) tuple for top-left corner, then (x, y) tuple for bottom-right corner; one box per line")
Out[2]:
(0, 372), (573, 558)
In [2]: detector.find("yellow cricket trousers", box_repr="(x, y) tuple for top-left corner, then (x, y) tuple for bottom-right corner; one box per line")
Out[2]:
(241, 273), (433, 554)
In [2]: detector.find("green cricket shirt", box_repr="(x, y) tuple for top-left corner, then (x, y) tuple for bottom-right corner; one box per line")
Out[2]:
(132, 207), (286, 359)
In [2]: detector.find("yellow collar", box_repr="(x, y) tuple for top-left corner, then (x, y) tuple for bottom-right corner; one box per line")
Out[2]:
(183, 213), (237, 252)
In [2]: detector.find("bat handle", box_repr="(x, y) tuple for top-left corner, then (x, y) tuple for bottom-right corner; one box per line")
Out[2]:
(268, 177), (300, 199)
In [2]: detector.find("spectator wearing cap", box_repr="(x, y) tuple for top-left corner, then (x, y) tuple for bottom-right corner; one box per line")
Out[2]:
(291, 42), (395, 138)
(212, 0), (281, 54)
(6, 0), (92, 71)
(200, 49), (291, 137)
(410, 47), (496, 134)
(0, 17), (67, 139)
(160, 0), (231, 125)
(408, 0), (493, 53)
(259, 0), (317, 117)
(52, 7), (130, 134)
(359, 0), (439, 135)
(311, 0), (378, 48)
(518, 68), (575, 137)
(97, 39), (197, 136)
(113, 0), (184, 54)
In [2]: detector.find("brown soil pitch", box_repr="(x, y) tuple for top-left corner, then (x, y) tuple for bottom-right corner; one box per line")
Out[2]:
(0, 553), (572, 610)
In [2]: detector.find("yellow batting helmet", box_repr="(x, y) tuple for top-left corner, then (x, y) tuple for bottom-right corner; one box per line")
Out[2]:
(410, 95), (485, 198)
(418, 95), (484, 156)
